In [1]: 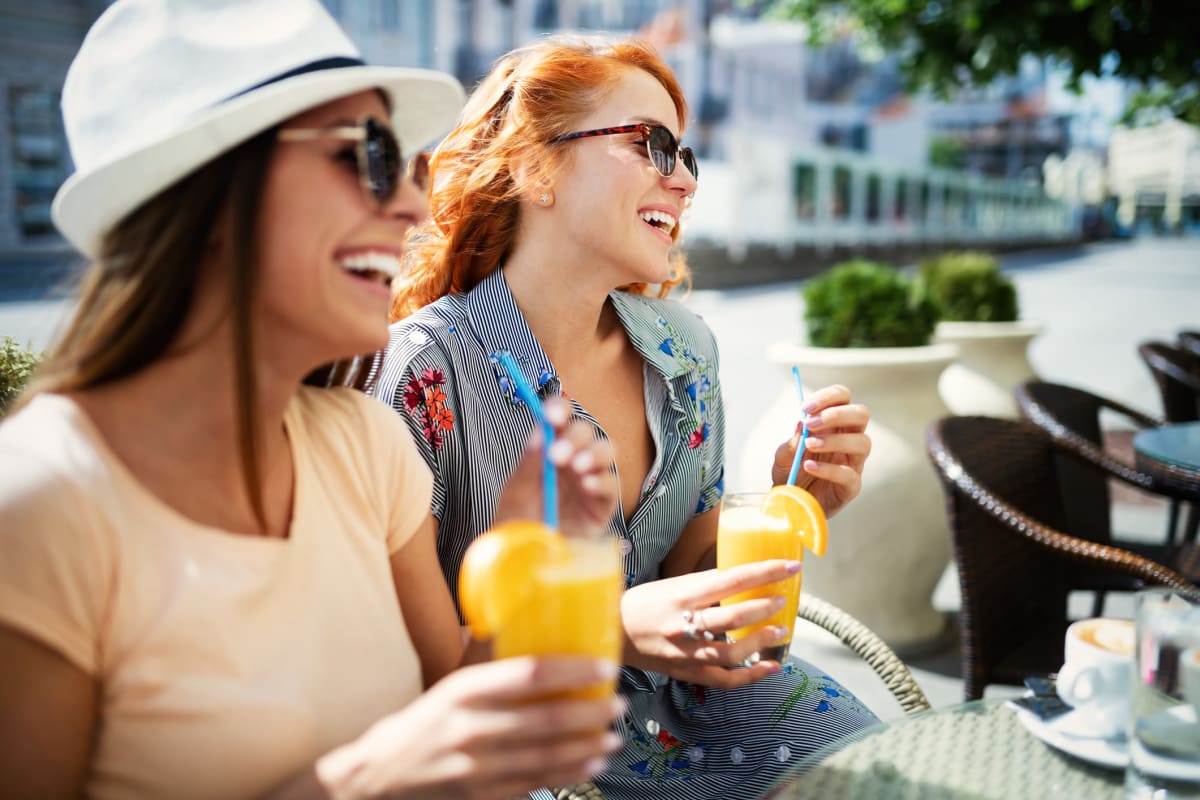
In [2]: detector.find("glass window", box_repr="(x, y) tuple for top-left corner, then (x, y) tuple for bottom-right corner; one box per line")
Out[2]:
(895, 177), (909, 220)
(866, 173), (881, 222)
(9, 86), (67, 238)
(833, 165), (852, 220)
(794, 162), (816, 220)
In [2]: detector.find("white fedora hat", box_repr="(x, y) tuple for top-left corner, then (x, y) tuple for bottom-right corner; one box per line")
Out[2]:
(52, 0), (465, 259)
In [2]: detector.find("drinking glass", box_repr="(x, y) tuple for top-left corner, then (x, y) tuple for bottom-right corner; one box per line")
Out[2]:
(1126, 590), (1200, 799)
(491, 536), (624, 701)
(716, 492), (804, 662)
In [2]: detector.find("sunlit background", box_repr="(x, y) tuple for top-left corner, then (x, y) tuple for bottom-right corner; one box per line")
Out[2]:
(1, 0), (1197, 291)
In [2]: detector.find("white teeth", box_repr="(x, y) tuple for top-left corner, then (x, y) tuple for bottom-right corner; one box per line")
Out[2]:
(639, 209), (677, 234)
(339, 251), (400, 286)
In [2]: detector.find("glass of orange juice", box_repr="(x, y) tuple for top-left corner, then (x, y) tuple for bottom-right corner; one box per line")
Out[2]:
(460, 523), (623, 700)
(717, 493), (804, 662)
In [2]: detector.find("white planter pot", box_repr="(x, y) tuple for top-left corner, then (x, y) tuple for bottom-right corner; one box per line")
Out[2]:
(743, 342), (959, 652)
(932, 321), (1042, 417)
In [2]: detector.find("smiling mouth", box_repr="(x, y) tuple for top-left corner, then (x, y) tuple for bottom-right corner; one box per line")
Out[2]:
(339, 251), (400, 288)
(639, 209), (677, 236)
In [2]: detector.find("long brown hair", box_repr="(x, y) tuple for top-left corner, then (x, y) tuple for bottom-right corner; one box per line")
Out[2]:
(22, 130), (277, 532)
(391, 36), (691, 322)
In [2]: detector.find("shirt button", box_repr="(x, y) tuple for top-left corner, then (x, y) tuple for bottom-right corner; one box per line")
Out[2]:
(619, 538), (633, 556)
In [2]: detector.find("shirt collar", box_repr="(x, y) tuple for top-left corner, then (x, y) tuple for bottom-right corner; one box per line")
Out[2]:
(464, 269), (558, 397)
(609, 290), (706, 381)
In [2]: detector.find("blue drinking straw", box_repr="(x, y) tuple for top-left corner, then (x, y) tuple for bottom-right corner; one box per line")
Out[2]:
(496, 352), (558, 529)
(786, 365), (809, 486)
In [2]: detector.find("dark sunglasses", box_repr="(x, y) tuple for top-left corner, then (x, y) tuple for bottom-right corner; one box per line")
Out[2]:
(549, 123), (698, 181)
(278, 116), (429, 207)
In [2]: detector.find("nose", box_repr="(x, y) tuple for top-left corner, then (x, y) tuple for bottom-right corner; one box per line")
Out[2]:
(380, 170), (429, 227)
(665, 154), (697, 197)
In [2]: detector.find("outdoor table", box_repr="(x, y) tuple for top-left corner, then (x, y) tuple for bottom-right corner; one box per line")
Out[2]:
(768, 699), (1124, 799)
(1135, 421), (1200, 502)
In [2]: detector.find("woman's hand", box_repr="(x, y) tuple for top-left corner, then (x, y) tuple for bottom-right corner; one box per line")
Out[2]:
(495, 397), (618, 536)
(296, 657), (625, 800)
(771, 383), (870, 518)
(619, 560), (803, 689)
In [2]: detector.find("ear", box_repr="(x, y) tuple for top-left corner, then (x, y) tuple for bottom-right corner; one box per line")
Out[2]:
(511, 150), (554, 207)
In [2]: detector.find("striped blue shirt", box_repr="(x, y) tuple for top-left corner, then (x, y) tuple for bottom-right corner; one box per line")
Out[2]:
(373, 268), (724, 602)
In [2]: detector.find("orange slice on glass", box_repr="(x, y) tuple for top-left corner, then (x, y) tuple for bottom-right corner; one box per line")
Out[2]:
(761, 485), (829, 557)
(458, 520), (569, 639)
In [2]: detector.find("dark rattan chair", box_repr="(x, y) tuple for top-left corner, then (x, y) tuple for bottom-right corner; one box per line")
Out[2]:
(1139, 341), (1200, 424)
(1015, 379), (1197, 554)
(927, 415), (1200, 701)
(1178, 330), (1200, 362)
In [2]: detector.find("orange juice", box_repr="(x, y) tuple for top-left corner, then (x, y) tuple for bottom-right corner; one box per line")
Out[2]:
(474, 535), (623, 700)
(717, 503), (803, 661)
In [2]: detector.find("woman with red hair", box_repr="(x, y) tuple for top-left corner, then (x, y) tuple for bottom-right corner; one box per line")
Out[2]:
(374, 37), (877, 798)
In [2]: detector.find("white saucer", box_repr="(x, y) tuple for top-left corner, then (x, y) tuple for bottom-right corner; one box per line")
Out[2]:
(1012, 707), (1127, 771)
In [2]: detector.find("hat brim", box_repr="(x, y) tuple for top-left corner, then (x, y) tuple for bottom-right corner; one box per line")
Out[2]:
(53, 66), (465, 258)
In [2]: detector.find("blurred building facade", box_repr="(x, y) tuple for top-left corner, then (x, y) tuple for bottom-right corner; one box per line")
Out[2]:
(0, 0), (1094, 261)
(0, 1), (107, 252)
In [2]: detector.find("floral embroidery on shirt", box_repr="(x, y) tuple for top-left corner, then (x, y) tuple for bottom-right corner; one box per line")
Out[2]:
(695, 476), (724, 515)
(402, 368), (455, 450)
(656, 317), (715, 451)
(769, 663), (870, 726)
(678, 682), (708, 719)
(628, 724), (702, 782)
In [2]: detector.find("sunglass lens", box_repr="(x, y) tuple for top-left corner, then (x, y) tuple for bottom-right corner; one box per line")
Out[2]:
(363, 117), (401, 205)
(681, 147), (698, 180)
(647, 125), (676, 177)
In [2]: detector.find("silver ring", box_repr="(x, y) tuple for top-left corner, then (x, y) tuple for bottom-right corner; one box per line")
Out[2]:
(681, 609), (716, 642)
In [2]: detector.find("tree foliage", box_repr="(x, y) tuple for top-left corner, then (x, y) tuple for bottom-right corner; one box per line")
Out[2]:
(766, 0), (1200, 124)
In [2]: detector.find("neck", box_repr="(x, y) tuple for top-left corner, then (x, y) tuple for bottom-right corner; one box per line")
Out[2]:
(79, 318), (303, 472)
(503, 237), (622, 368)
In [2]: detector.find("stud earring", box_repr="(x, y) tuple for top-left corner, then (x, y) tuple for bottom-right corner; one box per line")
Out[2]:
(539, 192), (552, 205)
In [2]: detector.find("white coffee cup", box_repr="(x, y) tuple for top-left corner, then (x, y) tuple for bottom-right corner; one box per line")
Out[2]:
(1056, 617), (1136, 739)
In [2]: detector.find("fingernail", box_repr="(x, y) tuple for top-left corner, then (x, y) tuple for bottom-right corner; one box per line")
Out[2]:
(548, 439), (572, 463)
(803, 413), (822, 429)
(770, 596), (787, 610)
(526, 429), (544, 449)
(771, 626), (789, 640)
(596, 660), (619, 680)
(603, 731), (623, 750)
(610, 696), (628, 718)
(801, 401), (818, 415)
(804, 436), (823, 449)
(585, 756), (609, 776)
(785, 560), (803, 575)
(545, 400), (569, 426)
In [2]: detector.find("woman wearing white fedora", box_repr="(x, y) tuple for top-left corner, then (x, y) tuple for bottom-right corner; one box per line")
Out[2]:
(0, 1), (624, 799)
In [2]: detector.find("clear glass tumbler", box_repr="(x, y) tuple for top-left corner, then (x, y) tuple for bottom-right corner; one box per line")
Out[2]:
(1126, 590), (1200, 799)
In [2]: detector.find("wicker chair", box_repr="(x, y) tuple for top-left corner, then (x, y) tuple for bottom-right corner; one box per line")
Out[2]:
(1014, 379), (1196, 555)
(1179, 330), (1200, 362)
(551, 597), (932, 800)
(1139, 341), (1200, 424)
(926, 415), (1200, 701)
(797, 594), (932, 715)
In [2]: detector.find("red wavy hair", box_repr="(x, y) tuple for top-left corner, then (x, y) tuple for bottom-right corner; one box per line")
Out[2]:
(391, 36), (691, 322)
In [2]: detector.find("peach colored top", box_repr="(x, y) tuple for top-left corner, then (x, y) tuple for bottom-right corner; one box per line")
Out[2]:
(0, 388), (433, 799)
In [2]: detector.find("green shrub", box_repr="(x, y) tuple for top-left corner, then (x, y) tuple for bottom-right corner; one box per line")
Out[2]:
(803, 259), (939, 347)
(918, 251), (1018, 322)
(0, 336), (43, 415)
